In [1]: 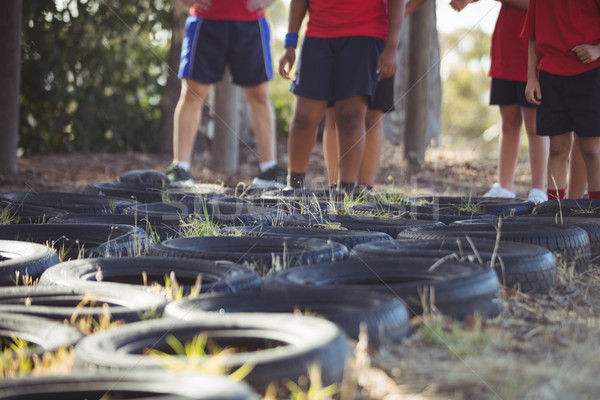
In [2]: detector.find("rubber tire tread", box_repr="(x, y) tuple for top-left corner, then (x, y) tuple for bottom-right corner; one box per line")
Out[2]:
(0, 240), (60, 285)
(0, 191), (140, 214)
(164, 288), (410, 346)
(39, 256), (262, 294)
(351, 238), (557, 293)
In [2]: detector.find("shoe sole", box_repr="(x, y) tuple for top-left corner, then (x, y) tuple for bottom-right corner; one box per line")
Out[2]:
(252, 178), (286, 189)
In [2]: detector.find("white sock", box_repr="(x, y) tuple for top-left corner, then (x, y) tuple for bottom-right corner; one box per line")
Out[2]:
(174, 161), (190, 171)
(259, 160), (277, 173)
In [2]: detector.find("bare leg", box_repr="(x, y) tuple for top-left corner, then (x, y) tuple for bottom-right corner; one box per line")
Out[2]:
(287, 96), (328, 173)
(173, 79), (210, 164)
(522, 106), (548, 190)
(578, 136), (600, 192)
(334, 95), (368, 184)
(242, 82), (276, 164)
(497, 104), (523, 191)
(567, 134), (587, 198)
(322, 108), (339, 185)
(358, 109), (384, 188)
(547, 132), (572, 192)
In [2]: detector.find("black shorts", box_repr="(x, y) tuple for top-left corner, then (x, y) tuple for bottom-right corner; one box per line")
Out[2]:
(489, 78), (536, 108)
(537, 67), (600, 138)
(178, 16), (272, 86)
(327, 76), (395, 112)
(290, 36), (385, 103)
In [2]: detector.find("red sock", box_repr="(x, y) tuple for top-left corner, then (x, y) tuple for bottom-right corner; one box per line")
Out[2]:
(588, 191), (600, 200)
(547, 188), (566, 200)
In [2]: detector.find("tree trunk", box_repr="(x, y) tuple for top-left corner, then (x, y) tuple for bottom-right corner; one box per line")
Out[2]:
(157, 0), (188, 154)
(0, 0), (22, 175)
(404, 0), (437, 168)
(211, 68), (239, 173)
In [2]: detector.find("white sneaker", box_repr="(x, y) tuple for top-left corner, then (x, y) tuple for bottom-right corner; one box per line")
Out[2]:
(528, 188), (548, 204)
(483, 183), (515, 198)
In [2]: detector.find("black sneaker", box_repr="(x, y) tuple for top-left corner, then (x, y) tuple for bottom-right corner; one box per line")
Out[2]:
(252, 165), (287, 188)
(166, 163), (194, 184)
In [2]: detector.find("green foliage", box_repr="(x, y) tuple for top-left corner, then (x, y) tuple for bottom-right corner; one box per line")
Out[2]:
(440, 28), (499, 146)
(20, 0), (170, 154)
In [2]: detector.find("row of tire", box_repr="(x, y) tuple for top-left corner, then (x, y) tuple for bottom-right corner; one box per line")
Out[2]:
(1, 170), (600, 399)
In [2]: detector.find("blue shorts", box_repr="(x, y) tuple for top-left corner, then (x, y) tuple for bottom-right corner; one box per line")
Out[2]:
(178, 16), (273, 86)
(537, 67), (600, 138)
(489, 78), (536, 108)
(327, 76), (395, 112)
(290, 36), (385, 103)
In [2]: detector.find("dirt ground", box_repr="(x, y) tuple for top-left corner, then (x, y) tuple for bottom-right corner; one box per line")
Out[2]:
(0, 138), (532, 197)
(2, 140), (599, 399)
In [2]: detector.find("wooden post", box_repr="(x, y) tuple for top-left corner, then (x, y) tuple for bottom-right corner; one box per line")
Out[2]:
(404, 0), (433, 168)
(0, 0), (22, 175)
(211, 67), (239, 173)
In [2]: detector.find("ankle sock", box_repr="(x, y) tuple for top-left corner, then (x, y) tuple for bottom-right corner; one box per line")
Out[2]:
(174, 161), (190, 171)
(259, 160), (277, 173)
(287, 171), (305, 189)
(588, 190), (600, 200)
(547, 188), (566, 200)
(338, 181), (356, 193)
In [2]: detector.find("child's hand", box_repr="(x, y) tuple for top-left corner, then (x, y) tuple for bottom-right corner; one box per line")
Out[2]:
(449, 0), (473, 12)
(377, 46), (398, 80)
(572, 44), (600, 64)
(279, 48), (297, 80)
(525, 78), (542, 106)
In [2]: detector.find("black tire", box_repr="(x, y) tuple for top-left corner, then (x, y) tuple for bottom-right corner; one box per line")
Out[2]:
(0, 240), (60, 285)
(282, 213), (445, 238)
(0, 201), (67, 224)
(147, 237), (349, 273)
(48, 212), (182, 241)
(0, 223), (150, 259)
(0, 285), (167, 322)
(0, 191), (140, 214)
(351, 238), (557, 293)
(263, 257), (503, 320)
(398, 223), (591, 271)
(74, 314), (350, 393)
(534, 199), (600, 216)
(224, 225), (393, 249)
(164, 288), (410, 346)
(408, 196), (535, 216)
(350, 203), (497, 225)
(499, 215), (600, 263)
(0, 371), (259, 399)
(0, 312), (83, 354)
(39, 256), (262, 294)
(124, 200), (284, 227)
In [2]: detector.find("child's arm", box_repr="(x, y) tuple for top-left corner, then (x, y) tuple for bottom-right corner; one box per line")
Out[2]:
(572, 44), (600, 65)
(450, 0), (474, 12)
(247, 0), (276, 13)
(378, 0), (405, 80)
(500, 0), (528, 11)
(278, 0), (308, 80)
(525, 38), (541, 105)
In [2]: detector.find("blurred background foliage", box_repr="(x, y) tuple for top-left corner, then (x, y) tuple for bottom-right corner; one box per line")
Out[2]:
(20, 0), (499, 155)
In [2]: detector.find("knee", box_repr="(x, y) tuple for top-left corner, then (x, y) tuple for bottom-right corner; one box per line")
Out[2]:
(335, 110), (364, 135)
(548, 143), (569, 160)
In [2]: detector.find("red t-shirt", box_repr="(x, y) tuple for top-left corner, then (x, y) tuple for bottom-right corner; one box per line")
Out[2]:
(305, 0), (389, 40)
(489, 3), (528, 82)
(190, 0), (263, 21)
(521, 0), (600, 76)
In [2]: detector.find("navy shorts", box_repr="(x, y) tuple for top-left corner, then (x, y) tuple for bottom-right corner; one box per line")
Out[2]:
(290, 36), (385, 103)
(489, 78), (536, 108)
(327, 76), (395, 112)
(537, 67), (600, 137)
(178, 16), (273, 86)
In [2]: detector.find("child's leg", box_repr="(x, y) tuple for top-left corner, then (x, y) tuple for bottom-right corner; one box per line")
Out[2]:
(358, 109), (384, 188)
(322, 108), (339, 185)
(523, 106), (548, 191)
(497, 104), (524, 191)
(287, 96), (327, 175)
(578, 136), (600, 196)
(333, 95), (369, 185)
(546, 132), (572, 198)
(566, 134), (587, 198)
